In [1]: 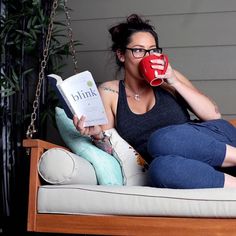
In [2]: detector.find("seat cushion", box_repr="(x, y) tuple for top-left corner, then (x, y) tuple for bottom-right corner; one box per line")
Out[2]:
(38, 185), (236, 217)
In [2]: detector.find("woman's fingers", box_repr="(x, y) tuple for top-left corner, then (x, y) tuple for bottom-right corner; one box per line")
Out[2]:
(150, 58), (165, 65)
(73, 115), (102, 137)
(73, 115), (86, 132)
(150, 58), (166, 72)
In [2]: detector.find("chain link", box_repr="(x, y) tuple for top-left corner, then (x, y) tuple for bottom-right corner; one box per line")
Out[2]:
(26, 0), (59, 139)
(63, 0), (79, 74)
(26, 0), (79, 139)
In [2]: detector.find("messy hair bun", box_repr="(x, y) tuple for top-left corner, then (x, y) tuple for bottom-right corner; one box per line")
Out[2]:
(109, 14), (159, 68)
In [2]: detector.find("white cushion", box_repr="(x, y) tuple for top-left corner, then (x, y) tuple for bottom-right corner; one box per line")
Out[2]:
(38, 148), (97, 185)
(104, 128), (148, 186)
(38, 185), (236, 217)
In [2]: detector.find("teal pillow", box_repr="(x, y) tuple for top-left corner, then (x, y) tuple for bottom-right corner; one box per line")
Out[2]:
(55, 107), (123, 185)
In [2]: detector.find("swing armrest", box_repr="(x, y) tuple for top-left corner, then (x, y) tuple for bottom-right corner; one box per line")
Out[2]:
(229, 119), (236, 127)
(23, 139), (68, 174)
(23, 138), (67, 150)
(22, 138), (69, 186)
(22, 138), (69, 231)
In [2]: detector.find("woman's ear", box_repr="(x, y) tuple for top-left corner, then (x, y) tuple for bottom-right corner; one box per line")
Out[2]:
(116, 50), (125, 62)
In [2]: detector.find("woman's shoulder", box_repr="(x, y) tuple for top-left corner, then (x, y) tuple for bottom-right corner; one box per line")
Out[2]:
(99, 80), (120, 87)
(98, 80), (120, 115)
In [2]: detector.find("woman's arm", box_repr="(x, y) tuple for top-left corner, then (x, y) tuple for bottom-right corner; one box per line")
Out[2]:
(152, 59), (221, 121)
(168, 68), (221, 121)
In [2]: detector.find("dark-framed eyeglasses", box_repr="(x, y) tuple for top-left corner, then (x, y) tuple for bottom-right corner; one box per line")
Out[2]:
(125, 47), (163, 58)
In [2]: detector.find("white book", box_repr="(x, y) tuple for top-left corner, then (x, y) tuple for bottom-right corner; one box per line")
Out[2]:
(48, 70), (108, 127)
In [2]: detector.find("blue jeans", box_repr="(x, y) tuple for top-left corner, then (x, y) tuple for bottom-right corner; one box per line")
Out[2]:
(147, 119), (236, 189)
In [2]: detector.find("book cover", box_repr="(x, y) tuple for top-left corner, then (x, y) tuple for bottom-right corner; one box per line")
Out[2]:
(48, 70), (108, 127)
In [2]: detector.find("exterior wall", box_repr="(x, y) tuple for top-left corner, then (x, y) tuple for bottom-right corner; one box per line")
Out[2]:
(59, 0), (236, 119)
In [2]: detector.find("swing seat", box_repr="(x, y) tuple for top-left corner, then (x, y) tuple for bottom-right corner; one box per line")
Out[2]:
(22, 119), (236, 236)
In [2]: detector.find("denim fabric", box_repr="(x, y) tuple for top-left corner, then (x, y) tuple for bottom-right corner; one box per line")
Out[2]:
(147, 119), (236, 189)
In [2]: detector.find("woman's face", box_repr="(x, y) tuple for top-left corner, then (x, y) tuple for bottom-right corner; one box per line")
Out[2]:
(119, 31), (157, 81)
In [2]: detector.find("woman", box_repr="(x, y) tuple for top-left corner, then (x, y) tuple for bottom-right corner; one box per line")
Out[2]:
(73, 14), (236, 189)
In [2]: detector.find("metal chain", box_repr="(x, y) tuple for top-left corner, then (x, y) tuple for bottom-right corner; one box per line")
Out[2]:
(26, 0), (59, 139)
(63, 0), (79, 74)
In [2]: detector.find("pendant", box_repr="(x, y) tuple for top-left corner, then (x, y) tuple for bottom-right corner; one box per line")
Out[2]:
(134, 94), (141, 101)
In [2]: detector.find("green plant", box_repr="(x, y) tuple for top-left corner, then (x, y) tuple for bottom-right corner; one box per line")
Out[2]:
(1, 0), (80, 130)
(1, 0), (76, 97)
(0, 0), (80, 222)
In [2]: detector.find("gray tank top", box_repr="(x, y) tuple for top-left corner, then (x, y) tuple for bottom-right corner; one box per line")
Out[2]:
(116, 80), (190, 163)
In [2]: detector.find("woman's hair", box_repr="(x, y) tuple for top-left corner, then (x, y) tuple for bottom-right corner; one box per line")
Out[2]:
(109, 14), (160, 69)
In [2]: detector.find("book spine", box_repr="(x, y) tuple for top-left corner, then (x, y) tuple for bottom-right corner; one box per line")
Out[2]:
(57, 85), (76, 119)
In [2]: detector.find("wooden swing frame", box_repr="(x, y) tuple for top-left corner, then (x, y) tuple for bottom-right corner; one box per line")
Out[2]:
(23, 124), (236, 236)
(23, 0), (236, 234)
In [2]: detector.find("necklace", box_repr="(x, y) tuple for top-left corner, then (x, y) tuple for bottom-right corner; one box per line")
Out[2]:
(122, 80), (147, 101)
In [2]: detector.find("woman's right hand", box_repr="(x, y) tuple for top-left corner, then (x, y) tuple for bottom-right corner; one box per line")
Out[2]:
(73, 115), (102, 137)
(151, 57), (179, 86)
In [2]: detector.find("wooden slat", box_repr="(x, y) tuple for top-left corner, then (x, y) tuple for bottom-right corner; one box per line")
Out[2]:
(33, 214), (236, 236)
(26, 147), (44, 231)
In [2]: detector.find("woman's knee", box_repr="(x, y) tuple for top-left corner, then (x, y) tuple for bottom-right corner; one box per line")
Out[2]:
(148, 155), (225, 189)
(148, 156), (182, 188)
(147, 124), (189, 158)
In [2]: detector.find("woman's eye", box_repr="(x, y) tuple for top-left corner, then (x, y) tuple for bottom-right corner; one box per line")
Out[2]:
(134, 48), (144, 53)
(151, 48), (162, 54)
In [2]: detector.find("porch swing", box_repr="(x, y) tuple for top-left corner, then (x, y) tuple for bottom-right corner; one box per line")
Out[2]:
(23, 0), (236, 235)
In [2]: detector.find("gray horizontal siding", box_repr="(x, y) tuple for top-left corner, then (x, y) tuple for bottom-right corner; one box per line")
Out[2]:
(66, 0), (236, 20)
(69, 12), (236, 51)
(57, 0), (236, 118)
(193, 80), (236, 118)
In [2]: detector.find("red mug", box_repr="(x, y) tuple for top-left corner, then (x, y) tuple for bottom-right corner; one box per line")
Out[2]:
(139, 54), (169, 86)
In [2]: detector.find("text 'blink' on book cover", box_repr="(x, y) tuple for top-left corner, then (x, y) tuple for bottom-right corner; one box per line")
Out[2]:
(48, 71), (108, 127)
